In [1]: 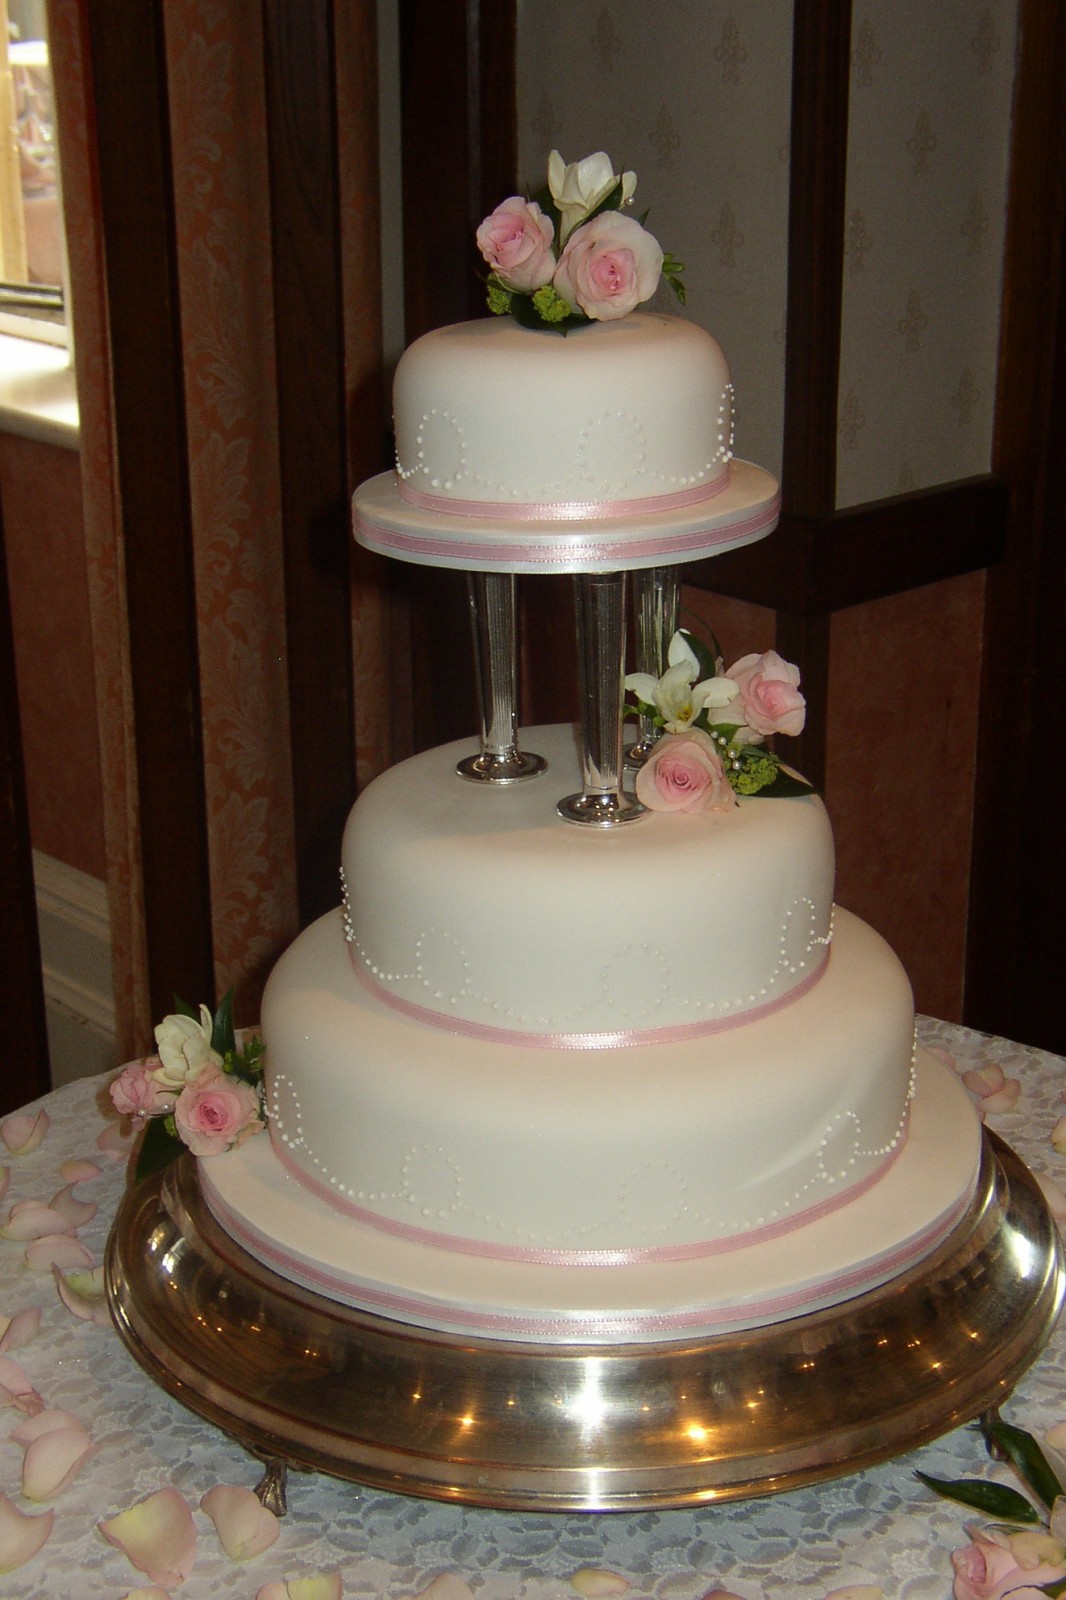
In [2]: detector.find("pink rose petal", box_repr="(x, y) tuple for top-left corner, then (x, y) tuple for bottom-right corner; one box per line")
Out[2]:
(22, 1423), (94, 1501)
(98, 1119), (136, 1160)
(0, 1491), (53, 1572)
(0, 1167), (8, 1203)
(49, 1182), (98, 1230)
(121, 1590), (173, 1600)
(0, 1354), (34, 1397)
(201, 1484), (279, 1561)
(925, 1045), (957, 1072)
(981, 1080), (1022, 1114)
(59, 1158), (102, 1184)
(11, 1407), (84, 1446)
(53, 1264), (112, 1326)
(571, 1573), (629, 1599)
(962, 1064), (1006, 1098)
(0, 1307), (40, 1352)
(0, 1111), (49, 1157)
(1, 1201), (76, 1241)
(699, 1593), (749, 1600)
(99, 1488), (196, 1587)
(25, 1233), (94, 1272)
(256, 1579), (343, 1600)
(823, 1590), (884, 1600)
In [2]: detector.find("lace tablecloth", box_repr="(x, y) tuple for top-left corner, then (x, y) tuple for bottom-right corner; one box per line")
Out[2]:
(3, 1017), (1065, 1599)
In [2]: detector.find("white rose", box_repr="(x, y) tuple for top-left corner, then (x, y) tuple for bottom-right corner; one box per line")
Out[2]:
(547, 149), (636, 242)
(151, 1005), (223, 1089)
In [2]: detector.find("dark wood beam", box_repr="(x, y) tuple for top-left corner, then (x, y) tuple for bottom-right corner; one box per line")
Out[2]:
(86, 0), (214, 1020)
(261, 0), (356, 922)
(0, 499), (50, 1109)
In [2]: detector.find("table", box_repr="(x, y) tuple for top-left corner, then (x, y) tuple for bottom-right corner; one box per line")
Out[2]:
(2, 1016), (1064, 1599)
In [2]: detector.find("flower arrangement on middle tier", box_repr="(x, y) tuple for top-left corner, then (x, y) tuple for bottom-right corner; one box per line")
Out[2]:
(624, 629), (812, 813)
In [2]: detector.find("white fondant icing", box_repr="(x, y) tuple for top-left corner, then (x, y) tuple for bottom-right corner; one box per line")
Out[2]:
(393, 315), (733, 509)
(342, 725), (834, 1037)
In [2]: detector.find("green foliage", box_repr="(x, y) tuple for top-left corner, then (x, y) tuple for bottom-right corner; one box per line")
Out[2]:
(982, 1417), (1065, 1513)
(914, 1470), (1043, 1524)
(134, 1114), (183, 1186)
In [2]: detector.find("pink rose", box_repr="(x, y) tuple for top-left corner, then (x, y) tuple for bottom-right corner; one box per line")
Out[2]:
(475, 197), (555, 292)
(108, 1058), (175, 1121)
(635, 729), (736, 815)
(725, 651), (806, 740)
(173, 1067), (263, 1158)
(552, 211), (663, 320)
(952, 1528), (1066, 1600)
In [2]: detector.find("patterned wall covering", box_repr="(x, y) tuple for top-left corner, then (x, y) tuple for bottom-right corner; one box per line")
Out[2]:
(517, 3), (1017, 510)
(515, 1), (791, 481)
(838, 4), (1017, 506)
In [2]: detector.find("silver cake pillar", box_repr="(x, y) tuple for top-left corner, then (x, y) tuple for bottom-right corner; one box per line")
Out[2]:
(456, 572), (547, 784)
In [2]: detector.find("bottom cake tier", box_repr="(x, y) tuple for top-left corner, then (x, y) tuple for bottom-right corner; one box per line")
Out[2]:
(203, 1044), (981, 1344)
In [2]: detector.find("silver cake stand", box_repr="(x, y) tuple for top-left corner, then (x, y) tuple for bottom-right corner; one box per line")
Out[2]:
(105, 1130), (1063, 1514)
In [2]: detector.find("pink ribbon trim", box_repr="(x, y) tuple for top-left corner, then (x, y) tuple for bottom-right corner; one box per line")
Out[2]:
(353, 495), (781, 568)
(398, 472), (729, 522)
(350, 946), (829, 1049)
(202, 1154), (973, 1341)
(266, 1099), (902, 1268)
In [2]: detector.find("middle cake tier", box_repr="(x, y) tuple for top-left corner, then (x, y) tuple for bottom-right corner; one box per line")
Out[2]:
(341, 723), (835, 1041)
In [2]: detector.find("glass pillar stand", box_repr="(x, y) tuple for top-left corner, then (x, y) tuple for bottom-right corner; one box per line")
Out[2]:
(456, 572), (547, 784)
(557, 571), (645, 827)
(625, 565), (680, 770)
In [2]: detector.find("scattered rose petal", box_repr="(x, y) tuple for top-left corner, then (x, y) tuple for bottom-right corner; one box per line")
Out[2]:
(823, 1589), (884, 1600)
(699, 1592), (748, 1600)
(982, 1081), (1022, 1114)
(0, 1111), (49, 1156)
(122, 1590), (172, 1600)
(98, 1119), (136, 1161)
(571, 1572), (630, 1598)
(0, 1307), (40, 1352)
(1048, 1422), (1066, 1450)
(25, 1233), (94, 1272)
(99, 1488), (196, 1587)
(0, 1201), (76, 1241)
(1052, 1117), (1066, 1156)
(256, 1579), (343, 1600)
(0, 1354), (35, 1397)
(963, 1064), (1005, 1097)
(926, 1045), (957, 1071)
(59, 1158), (102, 1184)
(22, 1422), (94, 1501)
(1038, 1173), (1066, 1223)
(201, 1484), (279, 1562)
(53, 1264), (112, 1326)
(49, 1183), (98, 1230)
(11, 1408), (84, 1446)
(0, 1491), (53, 1572)
(0, 1168), (8, 1203)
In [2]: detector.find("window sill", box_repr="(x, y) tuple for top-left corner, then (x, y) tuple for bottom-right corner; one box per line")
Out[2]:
(0, 333), (79, 449)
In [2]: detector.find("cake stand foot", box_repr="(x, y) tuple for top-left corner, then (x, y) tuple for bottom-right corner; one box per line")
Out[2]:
(459, 571), (546, 784)
(558, 571), (645, 826)
(253, 1457), (289, 1516)
(625, 565), (680, 770)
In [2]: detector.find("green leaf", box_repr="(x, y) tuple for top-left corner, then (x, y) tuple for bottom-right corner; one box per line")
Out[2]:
(915, 1470), (1043, 1523)
(983, 1418), (1065, 1512)
(759, 767), (816, 798)
(134, 1115), (183, 1185)
(507, 293), (588, 336)
(210, 989), (236, 1058)
(173, 994), (198, 1021)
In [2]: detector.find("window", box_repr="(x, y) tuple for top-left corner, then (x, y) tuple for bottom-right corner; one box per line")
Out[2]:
(1, 0), (66, 343)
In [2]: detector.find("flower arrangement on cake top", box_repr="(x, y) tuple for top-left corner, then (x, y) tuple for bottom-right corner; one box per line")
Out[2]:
(476, 150), (684, 330)
(625, 629), (812, 813)
(108, 993), (265, 1182)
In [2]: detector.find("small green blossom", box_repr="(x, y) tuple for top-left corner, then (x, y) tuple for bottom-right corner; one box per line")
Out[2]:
(486, 276), (513, 316)
(531, 283), (573, 323)
(731, 750), (780, 795)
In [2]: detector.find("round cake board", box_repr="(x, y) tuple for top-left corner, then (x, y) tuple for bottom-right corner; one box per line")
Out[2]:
(105, 1131), (1063, 1513)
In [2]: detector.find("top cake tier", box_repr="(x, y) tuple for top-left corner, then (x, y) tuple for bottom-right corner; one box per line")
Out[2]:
(352, 314), (780, 573)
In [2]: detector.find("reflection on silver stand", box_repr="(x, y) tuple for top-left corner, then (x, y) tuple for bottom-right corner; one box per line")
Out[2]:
(456, 572), (547, 784)
(625, 565), (680, 770)
(557, 571), (645, 827)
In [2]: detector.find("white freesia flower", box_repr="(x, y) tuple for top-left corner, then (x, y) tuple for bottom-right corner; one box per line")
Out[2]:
(625, 631), (739, 733)
(548, 150), (636, 242)
(151, 1006), (222, 1089)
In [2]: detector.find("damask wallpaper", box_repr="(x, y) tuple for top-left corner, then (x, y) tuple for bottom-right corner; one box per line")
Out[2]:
(516, 1), (1017, 508)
